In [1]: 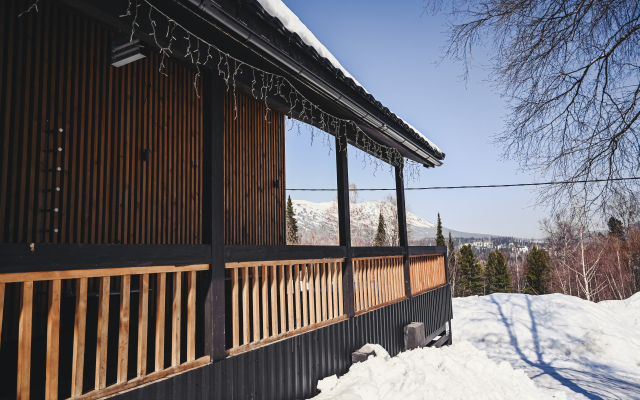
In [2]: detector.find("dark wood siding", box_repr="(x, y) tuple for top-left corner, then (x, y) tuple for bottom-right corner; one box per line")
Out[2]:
(224, 91), (285, 245)
(0, 0), (202, 244)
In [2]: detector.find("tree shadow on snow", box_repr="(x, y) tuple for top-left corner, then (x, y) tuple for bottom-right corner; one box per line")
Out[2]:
(489, 296), (640, 400)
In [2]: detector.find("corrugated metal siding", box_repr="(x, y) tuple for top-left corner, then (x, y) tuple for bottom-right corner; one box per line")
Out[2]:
(111, 284), (453, 400)
(0, 0), (203, 245)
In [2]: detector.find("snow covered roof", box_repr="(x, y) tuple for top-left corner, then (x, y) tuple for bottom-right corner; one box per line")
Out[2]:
(251, 0), (444, 160)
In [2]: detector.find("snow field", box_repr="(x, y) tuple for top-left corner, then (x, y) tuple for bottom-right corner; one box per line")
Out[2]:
(453, 293), (640, 399)
(313, 342), (564, 400)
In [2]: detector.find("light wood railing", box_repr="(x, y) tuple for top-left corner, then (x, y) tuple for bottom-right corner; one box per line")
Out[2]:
(0, 264), (210, 400)
(410, 254), (447, 295)
(225, 259), (346, 356)
(353, 256), (405, 314)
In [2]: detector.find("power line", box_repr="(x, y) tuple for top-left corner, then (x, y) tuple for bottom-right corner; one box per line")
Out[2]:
(285, 177), (640, 191)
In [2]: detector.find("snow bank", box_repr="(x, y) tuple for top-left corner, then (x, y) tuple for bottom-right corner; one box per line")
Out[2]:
(453, 293), (640, 399)
(312, 342), (564, 400)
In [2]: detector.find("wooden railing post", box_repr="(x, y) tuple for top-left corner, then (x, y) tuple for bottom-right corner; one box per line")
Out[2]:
(335, 136), (355, 318)
(202, 69), (227, 361)
(395, 165), (412, 298)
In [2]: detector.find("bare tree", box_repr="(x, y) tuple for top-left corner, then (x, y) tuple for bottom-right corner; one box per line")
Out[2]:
(427, 0), (640, 214)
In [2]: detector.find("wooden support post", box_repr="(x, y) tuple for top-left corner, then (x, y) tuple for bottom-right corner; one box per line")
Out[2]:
(395, 165), (412, 298)
(17, 281), (33, 400)
(155, 273), (166, 372)
(118, 275), (131, 383)
(71, 278), (88, 397)
(335, 136), (355, 318)
(172, 272), (181, 367)
(202, 69), (226, 361)
(95, 277), (110, 389)
(138, 274), (149, 375)
(46, 280), (61, 400)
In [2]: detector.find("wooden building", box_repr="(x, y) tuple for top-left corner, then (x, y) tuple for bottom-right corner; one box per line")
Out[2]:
(0, 0), (452, 398)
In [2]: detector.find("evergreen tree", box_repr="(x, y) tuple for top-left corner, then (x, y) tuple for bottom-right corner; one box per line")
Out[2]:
(436, 213), (446, 246)
(491, 251), (512, 293)
(458, 245), (483, 296)
(447, 232), (460, 296)
(524, 246), (550, 295)
(608, 216), (624, 239)
(286, 195), (299, 244)
(484, 253), (496, 295)
(373, 209), (387, 246)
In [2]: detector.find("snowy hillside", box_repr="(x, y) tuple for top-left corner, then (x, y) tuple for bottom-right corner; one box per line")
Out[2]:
(292, 199), (495, 240)
(453, 293), (640, 399)
(312, 293), (640, 399)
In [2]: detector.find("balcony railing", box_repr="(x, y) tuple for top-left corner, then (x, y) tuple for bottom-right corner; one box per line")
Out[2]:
(0, 264), (210, 400)
(353, 256), (405, 314)
(409, 254), (447, 295)
(225, 258), (347, 356)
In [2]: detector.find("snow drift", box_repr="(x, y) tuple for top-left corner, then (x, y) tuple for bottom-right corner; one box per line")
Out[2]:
(312, 342), (564, 400)
(453, 292), (640, 399)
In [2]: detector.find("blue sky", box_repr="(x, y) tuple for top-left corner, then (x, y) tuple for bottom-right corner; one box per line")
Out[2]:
(282, 0), (547, 239)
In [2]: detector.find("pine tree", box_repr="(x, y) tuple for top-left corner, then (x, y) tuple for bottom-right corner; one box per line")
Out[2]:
(524, 246), (550, 295)
(608, 216), (624, 239)
(458, 245), (483, 296)
(491, 251), (512, 293)
(286, 195), (299, 244)
(484, 253), (496, 295)
(436, 213), (446, 246)
(447, 232), (460, 296)
(373, 209), (387, 246)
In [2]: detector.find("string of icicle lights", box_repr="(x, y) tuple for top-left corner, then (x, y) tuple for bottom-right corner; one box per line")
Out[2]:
(120, 0), (424, 180)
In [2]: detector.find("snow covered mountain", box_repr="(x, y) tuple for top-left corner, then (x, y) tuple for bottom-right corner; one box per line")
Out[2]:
(292, 199), (497, 240)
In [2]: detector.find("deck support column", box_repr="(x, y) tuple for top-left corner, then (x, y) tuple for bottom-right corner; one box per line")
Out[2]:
(202, 69), (227, 361)
(335, 136), (355, 318)
(395, 165), (412, 298)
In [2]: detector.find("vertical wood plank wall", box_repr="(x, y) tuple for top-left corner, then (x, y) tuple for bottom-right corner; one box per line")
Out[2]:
(0, 0), (202, 244)
(224, 90), (286, 245)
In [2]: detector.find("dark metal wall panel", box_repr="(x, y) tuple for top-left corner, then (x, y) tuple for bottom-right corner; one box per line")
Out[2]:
(111, 284), (453, 400)
(0, 0), (203, 245)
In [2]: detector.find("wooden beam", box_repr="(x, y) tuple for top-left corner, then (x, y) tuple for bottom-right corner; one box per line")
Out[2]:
(138, 274), (149, 375)
(0, 264), (209, 283)
(95, 277), (110, 389)
(171, 272), (181, 367)
(201, 69), (226, 361)
(225, 258), (346, 269)
(335, 136), (355, 318)
(395, 165), (412, 298)
(224, 245), (347, 263)
(17, 281), (33, 400)
(118, 275), (131, 383)
(45, 280), (61, 400)
(71, 278), (88, 397)
(187, 271), (196, 362)
(155, 273), (166, 372)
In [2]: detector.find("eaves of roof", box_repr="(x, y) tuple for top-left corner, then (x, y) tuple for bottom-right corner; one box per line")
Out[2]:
(183, 0), (445, 166)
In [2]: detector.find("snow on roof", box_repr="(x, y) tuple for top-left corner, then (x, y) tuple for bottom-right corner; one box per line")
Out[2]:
(255, 0), (442, 155)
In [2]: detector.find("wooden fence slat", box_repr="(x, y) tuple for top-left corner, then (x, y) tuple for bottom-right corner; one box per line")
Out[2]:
(138, 274), (150, 374)
(155, 273), (166, 372)
(354, 260), (360, 312)
(231, 268), (239, 348)
(332, 262), (339, 317)
(270, 265), (278, 336)
(242, 267), (250, 345)
(46, 280), (61, 400)
(187, 271), (196, 362)
(287, 264), (294, 331)
(252, 266), (260, 342)
(171, 272), (181, 367)
(17, 281), (33, 400)
(301, 264), (308, 327)
(71, 278), (88, 397)
(314, 263), (321, 322)
(321, 263), (327, 321)
(95, 277), (110, 389)
(118, 275), (131, 383)
(337, 262), (343, 316)
(326, 263), (333, 320)
(294, 265), (301, 329)
(278, 265), (286, 334)
(308, 264), (315, 325)
(262, 266), (269, 339)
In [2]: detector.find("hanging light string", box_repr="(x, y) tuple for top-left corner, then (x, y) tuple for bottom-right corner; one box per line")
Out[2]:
(120, 0), (427, 178)
(285, 177), (640, 191)
(18, 0), (39, 17)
